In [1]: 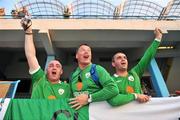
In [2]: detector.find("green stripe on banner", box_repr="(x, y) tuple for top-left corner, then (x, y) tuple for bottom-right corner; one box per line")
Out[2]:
(4, 99), (88, 120)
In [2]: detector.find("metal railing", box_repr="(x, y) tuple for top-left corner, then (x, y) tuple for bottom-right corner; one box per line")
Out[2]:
(1, 14), (180, 20)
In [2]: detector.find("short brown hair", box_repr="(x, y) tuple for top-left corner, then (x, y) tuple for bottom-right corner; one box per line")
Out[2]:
(76, 43), (91, 53)
(112, 51), (126, 62)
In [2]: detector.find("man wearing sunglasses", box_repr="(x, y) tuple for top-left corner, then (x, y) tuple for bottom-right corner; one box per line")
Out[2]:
(108, 28), (163, 106)
(69, 44), (119, 110)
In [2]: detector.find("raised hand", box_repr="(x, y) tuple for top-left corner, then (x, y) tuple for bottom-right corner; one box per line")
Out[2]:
(20, 16), (32, 32)
(154, 28), (163, 40)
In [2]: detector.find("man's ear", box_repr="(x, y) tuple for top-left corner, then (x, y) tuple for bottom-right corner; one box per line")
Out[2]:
(75, 53), (78, 59)
(112, 62), (115, 68)
(60, 69), (63, 75)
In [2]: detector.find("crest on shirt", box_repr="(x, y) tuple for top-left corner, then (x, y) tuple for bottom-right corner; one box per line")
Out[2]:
(128, 75), (134, 81)
(85, 72), (91, 78)
(58, 88), (64, 95)
(126, 86), (134, 93)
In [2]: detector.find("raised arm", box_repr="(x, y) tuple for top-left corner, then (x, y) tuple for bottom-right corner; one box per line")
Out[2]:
(132, 28), (163, 78)
(21, 19), (40, 73)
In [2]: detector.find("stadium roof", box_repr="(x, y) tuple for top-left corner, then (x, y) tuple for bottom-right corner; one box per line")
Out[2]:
(13, 0), (180, 20)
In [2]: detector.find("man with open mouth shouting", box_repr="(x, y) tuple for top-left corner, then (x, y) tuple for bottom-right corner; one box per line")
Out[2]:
(108, 28), (163, 106)
(21, 18), (71, 99)
(69, 44), (119, 110)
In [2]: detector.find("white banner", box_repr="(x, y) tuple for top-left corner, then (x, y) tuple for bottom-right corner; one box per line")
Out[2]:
(89, 96), (180, 120)
(1, 97), (180, 120)
(0, 98), (10, 120)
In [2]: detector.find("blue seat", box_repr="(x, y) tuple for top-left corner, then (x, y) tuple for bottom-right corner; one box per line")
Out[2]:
(0, 80), (20, 98)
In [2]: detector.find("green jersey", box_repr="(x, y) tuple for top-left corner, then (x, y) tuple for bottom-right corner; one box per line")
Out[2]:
(31, 68), (72, 99)
(70, 64), (119, 102)
(108, 40), (160, 106)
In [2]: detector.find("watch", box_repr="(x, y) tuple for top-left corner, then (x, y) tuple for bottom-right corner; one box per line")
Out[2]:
(132, 93), (138, 99)
(88, 94), (92, 103)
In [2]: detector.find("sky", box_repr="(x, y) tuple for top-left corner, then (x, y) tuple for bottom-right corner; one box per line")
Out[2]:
(0, 0), (170, 15)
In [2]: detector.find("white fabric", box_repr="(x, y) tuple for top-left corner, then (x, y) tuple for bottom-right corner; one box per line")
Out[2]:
(89, 96), (180, 120)
(29, 66), (40, 75)
(0, 98), (10, 120)
(113, 74), (118, 77)
(154, 38), (161, 42)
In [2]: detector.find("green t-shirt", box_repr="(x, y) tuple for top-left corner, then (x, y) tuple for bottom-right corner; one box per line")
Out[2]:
(108, 40), (160, 106)
(70, 64), (119, 102)
(31, 68), (72, 99)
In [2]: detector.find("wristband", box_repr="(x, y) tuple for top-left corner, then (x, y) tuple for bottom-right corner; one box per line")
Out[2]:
(155, 38), (161, 42)
(132, 93), (138, 99)
(25, 32), (33, 35)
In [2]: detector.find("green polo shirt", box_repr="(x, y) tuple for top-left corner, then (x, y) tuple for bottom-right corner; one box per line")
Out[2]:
(31, 68), (71, 99)
(70, 64), (119, 102)
(108, 39), (160, 106)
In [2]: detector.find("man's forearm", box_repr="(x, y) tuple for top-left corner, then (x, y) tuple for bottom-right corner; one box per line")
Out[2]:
(24, 28), (39, 72)
(25, 29), (35, 59)
(107, 94), (135, 106)
(91, 83), (119, 102)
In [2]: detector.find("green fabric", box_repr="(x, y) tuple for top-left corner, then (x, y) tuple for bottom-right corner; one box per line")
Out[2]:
(31, 68), (72, 99)
(132, 40), (160, 78)
(4, 99), (88, 120)
(108, 40), (160, 106)
(70, 64), (119, 102)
